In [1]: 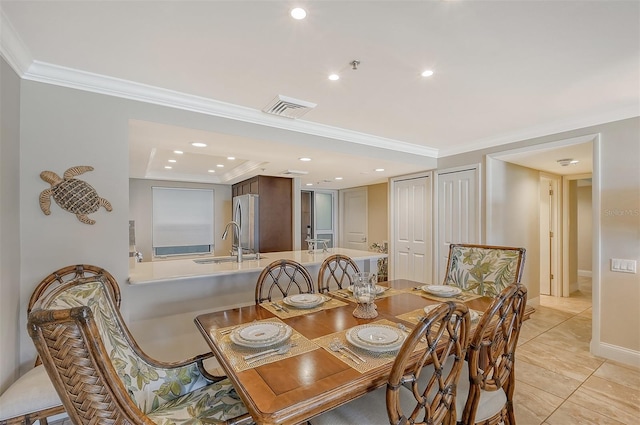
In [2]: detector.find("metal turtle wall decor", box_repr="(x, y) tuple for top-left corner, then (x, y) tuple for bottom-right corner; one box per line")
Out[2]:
(39, 166), (113, 225)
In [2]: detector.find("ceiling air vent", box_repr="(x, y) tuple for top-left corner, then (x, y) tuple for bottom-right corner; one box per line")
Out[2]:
(262, 95), (317, 119)
(281, 170), (309, 176)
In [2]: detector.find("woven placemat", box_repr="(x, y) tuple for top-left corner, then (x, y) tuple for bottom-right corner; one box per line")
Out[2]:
(313, 319), (426, 374)
(396, 307), (484, 326)
(260, 296), (347, 319)
(214, 318), (319, 372)
(330, 286), (403, 302)
(402, 288), (482, 303)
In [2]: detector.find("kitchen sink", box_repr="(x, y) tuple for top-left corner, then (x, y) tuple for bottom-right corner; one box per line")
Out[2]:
(193, 254), (265, 264)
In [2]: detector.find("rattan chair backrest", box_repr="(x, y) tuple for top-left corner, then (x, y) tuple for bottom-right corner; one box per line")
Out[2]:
(387, 301), (470, 425)
(255, 259), (315, 304)
(460, 284), (528, 425)
(29, 264), (121, 314)
(28, 276), (149, 424)
(317, 254), (360, 293)
(443, 244), (526, 297)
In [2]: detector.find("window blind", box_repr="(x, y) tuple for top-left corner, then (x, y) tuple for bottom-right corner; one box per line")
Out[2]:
(152, 187), (214, 248)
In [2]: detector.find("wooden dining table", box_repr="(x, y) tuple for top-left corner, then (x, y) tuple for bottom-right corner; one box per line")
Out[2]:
(194, 279), (534, 425)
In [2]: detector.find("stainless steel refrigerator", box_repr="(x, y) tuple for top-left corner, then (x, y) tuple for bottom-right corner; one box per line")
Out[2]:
(233, 194), (259, 253)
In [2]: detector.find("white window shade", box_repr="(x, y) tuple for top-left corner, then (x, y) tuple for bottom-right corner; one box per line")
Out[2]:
(152, 187), (214, 248)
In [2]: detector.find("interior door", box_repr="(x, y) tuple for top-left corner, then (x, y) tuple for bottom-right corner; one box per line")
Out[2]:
(540, 177), (552, 295)
(393, 176), (431, 283)
(540, 174), (559, 296)
(437, 167), (479, 283)
(341, 187), (368, 250)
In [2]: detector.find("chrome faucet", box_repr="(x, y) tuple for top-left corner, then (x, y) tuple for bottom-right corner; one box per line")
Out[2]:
(222, 221), (242, 263)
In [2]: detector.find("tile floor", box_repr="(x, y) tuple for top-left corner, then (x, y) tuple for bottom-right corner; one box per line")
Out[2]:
(53, 277), (639, 425)
(514, 278), (640, 424)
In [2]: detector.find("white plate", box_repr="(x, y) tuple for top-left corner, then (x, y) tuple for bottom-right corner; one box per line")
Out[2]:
(283, 294), (326, 309)
(421, 285), (462, 297)
(238, 323), (282, 342)
(347, 285), (386, 294)
(346, 325), (405, 352)
(356, 326), (400, 346)
(423, 304), (480, 323)
(230, 324), (292, 348)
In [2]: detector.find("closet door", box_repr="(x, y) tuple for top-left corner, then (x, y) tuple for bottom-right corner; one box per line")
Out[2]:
(437, 166), (480, 283)
(393, 175), (432, 283)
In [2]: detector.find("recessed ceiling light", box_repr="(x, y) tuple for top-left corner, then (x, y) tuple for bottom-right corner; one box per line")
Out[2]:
(328, 74), (340, 81)
(208, 169), (216, 173)
(421, 70), (434, 77)
(216, 164), (224, 168)
(375, 168), (385, 172)
(227, 156), (235, 160)
(335, 177), (343, 180)
(164, 166), (172, 169)
(168, 159), (176, 163)
(299, 157), (311, 161)
(290, 7), (307, 20)
(191, 142), (207, 148)
(306, 183), (313, 186)
(173, 150), (183, 154)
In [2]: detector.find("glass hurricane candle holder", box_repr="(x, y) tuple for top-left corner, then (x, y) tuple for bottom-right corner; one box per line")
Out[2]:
(352, 272), (378, 319)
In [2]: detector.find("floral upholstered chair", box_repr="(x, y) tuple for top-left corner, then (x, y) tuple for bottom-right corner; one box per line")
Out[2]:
(28, 275), (252, 425)
(443, 244), (526, 297)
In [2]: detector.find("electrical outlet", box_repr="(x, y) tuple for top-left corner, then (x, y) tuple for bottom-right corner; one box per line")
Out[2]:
(610, 258), (637, 273)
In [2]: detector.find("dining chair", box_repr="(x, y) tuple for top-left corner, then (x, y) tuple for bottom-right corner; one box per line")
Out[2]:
(309, 301), (471, 425)
(255, 259), (315, 304)
(27, 274), (253, 425)
(0, 264), (120, 425)
(442, 244), (526, 297)
(317, 254), (360, 293)
(458, 283), (528, 425)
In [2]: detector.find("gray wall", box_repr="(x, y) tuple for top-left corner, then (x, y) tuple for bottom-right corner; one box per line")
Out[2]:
(2, 70), (638, 382)
(486, 159), (540, 297)
(439, 117), (640, 358)
(577, 183), (593, 273)
(0, 58), (21, 392)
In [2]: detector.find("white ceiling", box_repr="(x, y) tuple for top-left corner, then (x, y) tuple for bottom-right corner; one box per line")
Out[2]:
(2, 1), (638, 188)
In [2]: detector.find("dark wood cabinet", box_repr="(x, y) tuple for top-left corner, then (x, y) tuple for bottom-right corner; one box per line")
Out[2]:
(232, 175), (293, 253)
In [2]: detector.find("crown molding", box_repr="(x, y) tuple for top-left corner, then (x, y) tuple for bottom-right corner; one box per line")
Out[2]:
(438, 105), (640, 158)
(0, 8), (33, 76)
(21, 60), (439, 159)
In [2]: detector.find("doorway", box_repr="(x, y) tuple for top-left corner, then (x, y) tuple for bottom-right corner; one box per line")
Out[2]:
(300, 190), (337, 250)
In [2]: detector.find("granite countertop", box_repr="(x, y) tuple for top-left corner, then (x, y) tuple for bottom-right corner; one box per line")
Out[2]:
(128, 248), (387, 285)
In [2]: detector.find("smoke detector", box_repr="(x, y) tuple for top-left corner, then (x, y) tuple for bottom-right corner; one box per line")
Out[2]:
(262, 95), (317, 119)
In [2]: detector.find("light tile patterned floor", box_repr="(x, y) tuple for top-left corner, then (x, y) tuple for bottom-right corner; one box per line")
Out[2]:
(514, 278), (640, 425)
(52, 278), (639, 425)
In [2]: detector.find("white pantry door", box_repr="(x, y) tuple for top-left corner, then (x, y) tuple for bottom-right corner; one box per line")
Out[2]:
(437, 166), (480, 283)
(341, 187), (368, 250)
(393, 175), (432, 283)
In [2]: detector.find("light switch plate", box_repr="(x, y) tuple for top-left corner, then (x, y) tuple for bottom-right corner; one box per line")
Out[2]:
(610, 258), (637, 273)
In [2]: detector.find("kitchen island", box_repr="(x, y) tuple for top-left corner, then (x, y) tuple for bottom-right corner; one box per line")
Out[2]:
(128, 248), (386, 285)
(125, 248), (386, 359)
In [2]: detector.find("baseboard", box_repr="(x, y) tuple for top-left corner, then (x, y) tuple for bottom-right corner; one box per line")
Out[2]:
(578, 270), (593, 277)
(591, 340), (640, 368)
